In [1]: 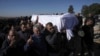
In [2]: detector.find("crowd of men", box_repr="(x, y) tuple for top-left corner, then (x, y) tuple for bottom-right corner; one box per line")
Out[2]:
(0, 8), (96, 56)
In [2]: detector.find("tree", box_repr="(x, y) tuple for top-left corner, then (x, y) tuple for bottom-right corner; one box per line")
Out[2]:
(81, 5), (89, 17)
(89, 3), (100, 15)
(68, 5), (74, 13)
(81, 3), (100, 17)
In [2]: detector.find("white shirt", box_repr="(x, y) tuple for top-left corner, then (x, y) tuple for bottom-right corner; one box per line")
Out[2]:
(61, 13), (78, 40)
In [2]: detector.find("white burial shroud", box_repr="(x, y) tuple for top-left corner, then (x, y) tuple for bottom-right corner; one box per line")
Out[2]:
(31, 14), (78, 40)
(31, 15), (63, 32)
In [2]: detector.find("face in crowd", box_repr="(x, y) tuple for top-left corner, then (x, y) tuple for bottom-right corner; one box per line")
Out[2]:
(33, 26), (40, 36)
(21, 24), (27, 32)
(46, 22), (54, 33)
(86, 19), (93, 26)
(8, 30), (17, 41)
(26, 23), (31, 30)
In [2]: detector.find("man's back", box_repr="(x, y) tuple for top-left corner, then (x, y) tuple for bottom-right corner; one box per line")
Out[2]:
(61, 13), (78, 30)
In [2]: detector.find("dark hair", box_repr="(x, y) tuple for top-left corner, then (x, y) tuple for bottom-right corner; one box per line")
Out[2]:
(46, 22), (53, 26)
(84, 18), (93, 25)
(20, 22), (27, 26)
(8, 29), (20, 40)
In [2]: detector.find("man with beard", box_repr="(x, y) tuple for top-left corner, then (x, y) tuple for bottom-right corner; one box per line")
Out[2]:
(0, 30), (25, 56)
(43, 22), (62, 56)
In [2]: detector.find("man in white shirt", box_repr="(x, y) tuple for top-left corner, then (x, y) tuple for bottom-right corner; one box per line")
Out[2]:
(60, 5), (79, 56)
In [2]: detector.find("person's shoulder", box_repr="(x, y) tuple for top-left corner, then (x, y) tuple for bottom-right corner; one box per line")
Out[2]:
(82, 25), (89, 30)
(31, 34), (39, 38)
(60, 13), (67, 20)
(41, 28), (49, 36)
(56, 31), (61, 34)
(63, 13), (69, 15)
(41, 28), (46, 33)
(31, 34), (35, 37)
(82, 25), (86, 28)
(0, 32), (6, 39)
(2, 39), (9, 45)
(17, 31), (22, 33)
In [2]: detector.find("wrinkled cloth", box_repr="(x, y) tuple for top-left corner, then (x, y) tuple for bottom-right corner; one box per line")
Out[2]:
(31, 15), (62, 32)
(31, 14), (78, 40)
(61, 13), (78, 40)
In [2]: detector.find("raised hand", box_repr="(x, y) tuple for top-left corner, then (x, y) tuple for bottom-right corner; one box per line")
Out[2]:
(9, 36), (16, 47)
(27, 36), (33, 45)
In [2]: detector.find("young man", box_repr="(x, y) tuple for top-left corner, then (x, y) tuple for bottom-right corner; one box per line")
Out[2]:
(81, 19), (94, 56)
(43, 22), (62, 56)
(18, 23), (30, 42)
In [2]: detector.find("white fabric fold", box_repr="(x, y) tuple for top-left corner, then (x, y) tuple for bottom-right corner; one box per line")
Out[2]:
(66, 29), (74, 40)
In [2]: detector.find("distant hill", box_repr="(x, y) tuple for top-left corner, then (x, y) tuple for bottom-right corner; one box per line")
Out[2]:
(0, 16), (31, 19)
(0, 16), (15, 19)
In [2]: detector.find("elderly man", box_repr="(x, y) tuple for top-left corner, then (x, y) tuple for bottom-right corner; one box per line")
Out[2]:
(24, 25), (47, 56)
(60, 5), (79, 56)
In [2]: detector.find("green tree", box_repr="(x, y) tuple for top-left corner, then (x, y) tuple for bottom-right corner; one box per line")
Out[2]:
(81, 5), (89, 17)
(89, 3), (100, 15)
(81, 3), (100, 17)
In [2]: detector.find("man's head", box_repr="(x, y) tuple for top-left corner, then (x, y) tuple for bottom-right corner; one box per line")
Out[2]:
(77, 13), (81, 16)
(10, 25), (15, 31)
(20, 23), (27, 32)
(68, 5), (74, 13)
(8, 30), (18, 41)
(85, 19), (93, 26)
(88, 13), (94, 17)
(26, 23), (31, 30)
(46, 22), (54, 33)
(33, 25), (40, 36)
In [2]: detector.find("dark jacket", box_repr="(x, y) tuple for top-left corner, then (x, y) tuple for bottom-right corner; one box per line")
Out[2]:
(0, 38), (25, 56)
(24, 34), (47, 56)
(86, 16), (95, 27)
(0, 32), (6, 49)
(82, 25), (94, 45)
(18, 31), (30, 42)
(44, 31), (62, 53)
(77, 16), (83, 28)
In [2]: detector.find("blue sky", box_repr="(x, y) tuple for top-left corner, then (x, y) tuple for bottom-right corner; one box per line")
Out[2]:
(0, 0), (100, 17)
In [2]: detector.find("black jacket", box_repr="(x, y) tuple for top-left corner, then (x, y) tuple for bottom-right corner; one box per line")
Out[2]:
(82, 25), (94, 44)
(0, 38), (25, 56)
(18, 31), (30, 42)
(45, 31), (62, 53)
(24, 34), (47, 56)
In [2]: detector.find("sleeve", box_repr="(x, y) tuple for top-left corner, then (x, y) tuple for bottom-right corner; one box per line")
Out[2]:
(24, 44), (29, 51)
(60, 16), (65, 31)
(74, 16), (79, 26)
(0, 40), (11, 55)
